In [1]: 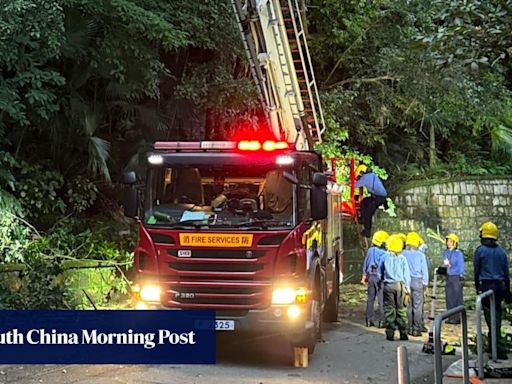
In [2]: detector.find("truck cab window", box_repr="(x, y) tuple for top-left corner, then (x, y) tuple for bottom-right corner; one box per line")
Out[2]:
(144, 165), (295, 229)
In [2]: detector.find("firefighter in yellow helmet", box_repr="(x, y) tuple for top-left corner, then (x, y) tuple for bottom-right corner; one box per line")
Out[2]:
(380, 234), (411, 341)
(355, 164), (388, 238)
(474, 221), (510, 359)
(402, 232), (429, 337)
(361, 230), (389, 328)
(443, 232), (465, 324)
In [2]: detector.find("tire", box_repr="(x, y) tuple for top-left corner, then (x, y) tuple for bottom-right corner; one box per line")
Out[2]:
(324, 264), (340, 322)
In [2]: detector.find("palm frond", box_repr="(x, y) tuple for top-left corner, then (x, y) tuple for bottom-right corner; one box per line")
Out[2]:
(491, 124), (512, 159)
(88, 136), (111, 182)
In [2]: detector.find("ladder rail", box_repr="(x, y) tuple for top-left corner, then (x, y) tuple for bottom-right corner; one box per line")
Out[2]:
(231, 0), (324, 149)
(231, 0), (274, 132)
(286, 0), (326, 140)
(232, 0), (306, 147)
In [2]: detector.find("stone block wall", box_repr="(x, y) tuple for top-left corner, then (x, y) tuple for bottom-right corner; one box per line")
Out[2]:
(342, 176), (512, 283)
(384, 177), (512, 256)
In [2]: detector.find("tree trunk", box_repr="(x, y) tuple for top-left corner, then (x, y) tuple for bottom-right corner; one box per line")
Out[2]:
(429, 124), (436, 166)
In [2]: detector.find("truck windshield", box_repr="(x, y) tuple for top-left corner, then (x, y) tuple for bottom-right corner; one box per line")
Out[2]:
(144, 165), (294, 229)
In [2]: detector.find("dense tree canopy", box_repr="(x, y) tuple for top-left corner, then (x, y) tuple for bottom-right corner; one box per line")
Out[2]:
(310, 0), (512, 176)
(1, 0), (512, 224)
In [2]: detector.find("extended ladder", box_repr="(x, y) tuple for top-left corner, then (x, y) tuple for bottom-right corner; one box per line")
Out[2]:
(231, 0), (325, 150)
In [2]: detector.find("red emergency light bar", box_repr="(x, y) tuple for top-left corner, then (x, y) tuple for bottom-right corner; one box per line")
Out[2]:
(153, 140), (291, 152)
(237, 140), (289, 152)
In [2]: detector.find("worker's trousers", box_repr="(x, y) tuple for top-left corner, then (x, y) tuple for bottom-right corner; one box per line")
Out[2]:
(366, 274), (384, 323)
(479, 280), (508, 358)
(383, 282), (408, 338)
(407, 277), (424, 332)
(360, 195), (387, 236)
(445, 275), (463, 323)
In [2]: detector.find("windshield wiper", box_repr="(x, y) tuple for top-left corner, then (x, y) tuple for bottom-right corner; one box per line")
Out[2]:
(231, 219), (288, 228)
(166, 219), (209, 229)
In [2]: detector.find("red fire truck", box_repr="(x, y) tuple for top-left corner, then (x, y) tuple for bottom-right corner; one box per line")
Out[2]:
(123, 139), (343, 354)
(122, 0), (355, 358)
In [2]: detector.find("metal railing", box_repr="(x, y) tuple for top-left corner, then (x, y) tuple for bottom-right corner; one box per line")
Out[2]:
(397, 345), (410, 384)
(476, 290), (497, 379)
(433, 305), (470, 384)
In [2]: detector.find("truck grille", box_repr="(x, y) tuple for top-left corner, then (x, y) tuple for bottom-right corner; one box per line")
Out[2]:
(158, 246), (274, 309)
(169, 262), (263, 273)
(167, 249), (265, 259)
(162, 281), (271, 309)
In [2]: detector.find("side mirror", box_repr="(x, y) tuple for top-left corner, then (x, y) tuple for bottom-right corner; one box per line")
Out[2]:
(313, 172), (327, 187)
(124, 187), (139, 219)
(311, 172), (327, 220)
(123, 171), (137, 184)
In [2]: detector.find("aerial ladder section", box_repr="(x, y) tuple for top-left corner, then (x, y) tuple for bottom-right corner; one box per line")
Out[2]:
(231, 0), (325, 150)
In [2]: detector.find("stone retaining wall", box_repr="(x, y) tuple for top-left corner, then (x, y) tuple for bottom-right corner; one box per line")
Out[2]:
(342, 177), (512, 283)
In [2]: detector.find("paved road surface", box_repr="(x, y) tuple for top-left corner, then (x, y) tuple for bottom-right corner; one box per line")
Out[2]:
(0, 319), (444, 384)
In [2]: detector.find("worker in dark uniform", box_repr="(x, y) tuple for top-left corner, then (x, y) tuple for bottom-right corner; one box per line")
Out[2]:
(361, 230), (389, 328)
(443, 233), (464, 324)
(380, 234), (411, 341)
(474, 221), (510, 360)
(402, 232), (429, 336)
(355, 165), (388, 238)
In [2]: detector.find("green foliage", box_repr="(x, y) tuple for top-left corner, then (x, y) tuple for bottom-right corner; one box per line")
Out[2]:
(66, 176), (98, 214)
(0, 257), (71, 309)
(0, 0), (65, 127)
(0, 216), (135, 309)
(309, 0), (512, 175)
(0, 190), (31, 263)
(14, 162), (66, 225)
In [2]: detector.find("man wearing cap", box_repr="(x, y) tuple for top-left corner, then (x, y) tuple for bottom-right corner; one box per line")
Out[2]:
(474, 221), (510, 360)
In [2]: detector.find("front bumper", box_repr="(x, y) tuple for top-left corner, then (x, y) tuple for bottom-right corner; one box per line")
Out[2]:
(136, 302), (312, 342)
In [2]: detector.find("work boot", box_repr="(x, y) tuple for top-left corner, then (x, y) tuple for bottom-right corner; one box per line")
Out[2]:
(386, 330), (394, 341)
(399, 332), (409, 341)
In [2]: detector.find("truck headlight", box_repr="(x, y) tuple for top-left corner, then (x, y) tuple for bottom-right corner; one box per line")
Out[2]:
(272, 288), (296, 304)
(272, 287), (308, 305)
(139, 285), (161, 302)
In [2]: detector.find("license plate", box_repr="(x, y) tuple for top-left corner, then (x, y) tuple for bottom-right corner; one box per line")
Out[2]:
(215, 320), (235, 331)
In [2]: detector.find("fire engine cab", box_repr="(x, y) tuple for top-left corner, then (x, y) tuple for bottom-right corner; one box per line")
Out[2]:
(123, 139), (343, 355)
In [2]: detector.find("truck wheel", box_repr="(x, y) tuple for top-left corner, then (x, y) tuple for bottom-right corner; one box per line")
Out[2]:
(324, 264), (340, 322)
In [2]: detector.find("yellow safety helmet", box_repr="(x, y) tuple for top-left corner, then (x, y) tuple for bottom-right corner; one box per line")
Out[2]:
(396, 233), (406, 243)
(445, 233), (459, 246)
(355, 164), (368, 177)
(372, 230), (390, 247)
(405, 232), (422, 248)
(387, 234), (404, 254)
(480, 221), (498, 240)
